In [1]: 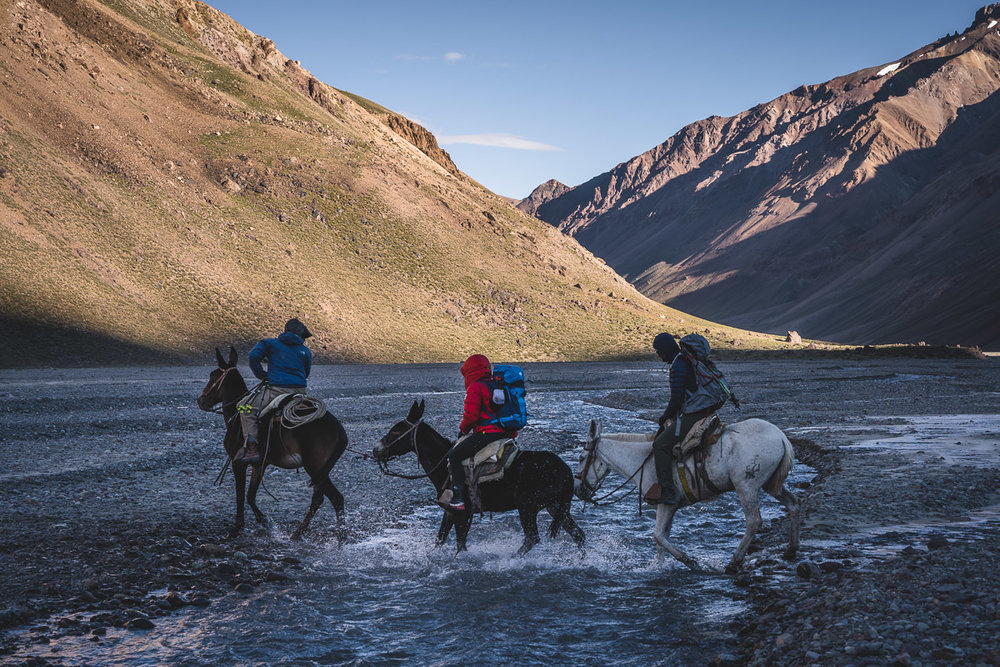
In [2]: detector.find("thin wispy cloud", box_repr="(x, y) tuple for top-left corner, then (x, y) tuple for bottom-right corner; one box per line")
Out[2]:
(395, 52), (467, 63)
(438, 133), (563, 151)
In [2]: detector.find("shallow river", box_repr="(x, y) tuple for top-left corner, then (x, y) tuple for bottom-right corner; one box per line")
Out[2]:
(9, 359), (997, 665)
(6, 362), (821, 665)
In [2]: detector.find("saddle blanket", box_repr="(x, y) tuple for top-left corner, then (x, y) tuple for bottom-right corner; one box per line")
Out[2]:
(460, 437), (517, 468)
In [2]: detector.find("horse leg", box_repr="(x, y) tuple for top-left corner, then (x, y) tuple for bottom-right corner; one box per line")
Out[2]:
(515, 506), (541, 556)
(321, 477), (347, 545)
(227, 463), (248, 540)
(246, 463), (268, 527)
(546, 502), (585, 550)
(774, 485), (801, 560)
(653, 504), (700, 571)
(291, 476), (345, 543)
(291, 486), (324, 542)
(453, 511), (471, 553)
(728, 482), (764, 574)
(436, 512), (454, 547)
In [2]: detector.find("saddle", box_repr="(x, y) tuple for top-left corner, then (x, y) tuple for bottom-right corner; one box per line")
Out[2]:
(437, 437), (520, 513)
(260, 393), (327, 428)
(673, 414), (725, 459)
(259, 392), (304, 421)
(643, 415), (726, 505)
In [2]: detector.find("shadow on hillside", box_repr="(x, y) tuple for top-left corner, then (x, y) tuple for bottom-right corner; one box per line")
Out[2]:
(0, 315), (191, 368)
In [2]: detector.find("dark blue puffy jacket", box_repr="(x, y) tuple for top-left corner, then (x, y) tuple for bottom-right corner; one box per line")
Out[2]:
(662, 353), (697, 421)
(248, 332), (312, 388)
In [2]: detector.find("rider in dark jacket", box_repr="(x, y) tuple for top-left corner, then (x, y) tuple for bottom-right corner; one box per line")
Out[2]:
(444, 354), (513, 510)
(236, 318), (313, 463)
(651, 332), (701, 505)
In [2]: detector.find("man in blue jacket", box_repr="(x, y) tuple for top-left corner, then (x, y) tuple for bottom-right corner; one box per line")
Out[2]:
(235, 318), (313, 463)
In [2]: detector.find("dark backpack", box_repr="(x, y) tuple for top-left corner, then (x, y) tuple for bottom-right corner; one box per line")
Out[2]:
(483, 364), (528, 432)
(678, 334), (739, 413)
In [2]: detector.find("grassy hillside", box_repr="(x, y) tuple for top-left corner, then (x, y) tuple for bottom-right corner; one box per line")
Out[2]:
(0, 0), (825, 366)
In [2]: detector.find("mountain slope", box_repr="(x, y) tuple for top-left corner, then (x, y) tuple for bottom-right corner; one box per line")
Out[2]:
(528, 6), (1000, 349)
(0, 0), (792, 366)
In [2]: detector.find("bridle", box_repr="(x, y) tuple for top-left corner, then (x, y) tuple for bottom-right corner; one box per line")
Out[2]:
(375, 418), (448, 480)
(576, 433), (652, 510)
(201, 366), (247, 416)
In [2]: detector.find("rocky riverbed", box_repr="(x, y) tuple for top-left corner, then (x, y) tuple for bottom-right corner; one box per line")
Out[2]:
(1, 358), (998, 665)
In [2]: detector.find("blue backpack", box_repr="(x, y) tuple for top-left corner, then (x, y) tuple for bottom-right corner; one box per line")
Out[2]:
(484, 364), (528, 432)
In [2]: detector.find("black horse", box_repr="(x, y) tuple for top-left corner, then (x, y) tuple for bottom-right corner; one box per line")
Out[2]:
(372, 399), (585, 556)
(197, 347), (348, 542)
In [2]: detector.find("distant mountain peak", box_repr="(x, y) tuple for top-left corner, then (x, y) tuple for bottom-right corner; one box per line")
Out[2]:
(516, 179), (570, 217)
(974, 3), (1000, 26)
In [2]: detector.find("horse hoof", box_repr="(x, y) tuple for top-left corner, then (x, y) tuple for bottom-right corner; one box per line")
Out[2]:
(782, 549), (798, 561)
(724, 562), (741, 575)
(290, 531), (304, 542)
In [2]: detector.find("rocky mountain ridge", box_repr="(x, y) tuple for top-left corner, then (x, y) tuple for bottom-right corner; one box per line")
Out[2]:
(527, 5), (1000, 349)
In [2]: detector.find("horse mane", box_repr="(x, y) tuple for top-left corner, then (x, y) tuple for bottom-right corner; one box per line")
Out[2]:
(603, 432), (654, 444)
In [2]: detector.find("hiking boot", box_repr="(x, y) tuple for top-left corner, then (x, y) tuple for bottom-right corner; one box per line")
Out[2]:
(236, 439), (260, 463)
(446, 486), (466, 510)
(655, 486), (683, 506)
(644, 482), (683, 506)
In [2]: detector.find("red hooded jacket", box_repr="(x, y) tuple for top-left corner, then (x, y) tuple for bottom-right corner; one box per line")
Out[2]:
(458, 354), (509, 435)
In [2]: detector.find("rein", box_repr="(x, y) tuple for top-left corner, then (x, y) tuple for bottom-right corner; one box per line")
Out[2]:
(204, 369), (256, 418)
(577, 439), (652, 510)
(376, 419), (449, 481)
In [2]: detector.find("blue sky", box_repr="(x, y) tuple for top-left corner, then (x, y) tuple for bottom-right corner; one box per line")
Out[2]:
(209, 1), (988, 199)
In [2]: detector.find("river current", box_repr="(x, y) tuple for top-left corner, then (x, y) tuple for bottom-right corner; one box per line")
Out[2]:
(9, 363), (818, 665)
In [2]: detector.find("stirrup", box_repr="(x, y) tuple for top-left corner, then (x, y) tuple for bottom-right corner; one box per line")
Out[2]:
(439, 487), (465, 510)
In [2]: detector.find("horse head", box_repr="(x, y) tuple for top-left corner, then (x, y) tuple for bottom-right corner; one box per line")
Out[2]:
(574, 419), (610, 501)
(372, 399), (425, 462)
(197, 346), (239, 411)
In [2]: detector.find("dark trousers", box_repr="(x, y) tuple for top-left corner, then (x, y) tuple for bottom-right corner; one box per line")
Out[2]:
(652, 410), (708, 494)
(448, 432), (507, 487)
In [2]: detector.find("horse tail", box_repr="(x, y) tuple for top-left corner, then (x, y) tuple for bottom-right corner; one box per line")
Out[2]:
(763, 430), (794, 497)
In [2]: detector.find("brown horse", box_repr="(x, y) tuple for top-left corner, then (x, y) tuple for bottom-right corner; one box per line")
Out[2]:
(197, 347), (348, 542)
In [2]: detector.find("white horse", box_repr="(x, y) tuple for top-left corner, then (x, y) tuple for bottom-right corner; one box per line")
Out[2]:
(575, 419), (801, 573)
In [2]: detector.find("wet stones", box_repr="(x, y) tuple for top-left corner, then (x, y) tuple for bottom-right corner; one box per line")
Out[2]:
(165, 591), (189, 609)
(124, 616), (154, 631)
(795, 561), (823, 579)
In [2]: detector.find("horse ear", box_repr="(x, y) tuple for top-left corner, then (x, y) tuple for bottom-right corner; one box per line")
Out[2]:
(588, 419), (602, 444)
(407, 400), (421, 421)
(215, 347), (226, 368)
(228, 346), (237, 367)
(418, 399), (425, 416)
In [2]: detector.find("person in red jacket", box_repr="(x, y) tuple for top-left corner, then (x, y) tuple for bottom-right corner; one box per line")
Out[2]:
(445, 354), (513, 510)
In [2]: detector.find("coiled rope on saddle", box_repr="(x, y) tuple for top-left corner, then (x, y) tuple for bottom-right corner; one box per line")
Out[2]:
(280, 395), (327, 429)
